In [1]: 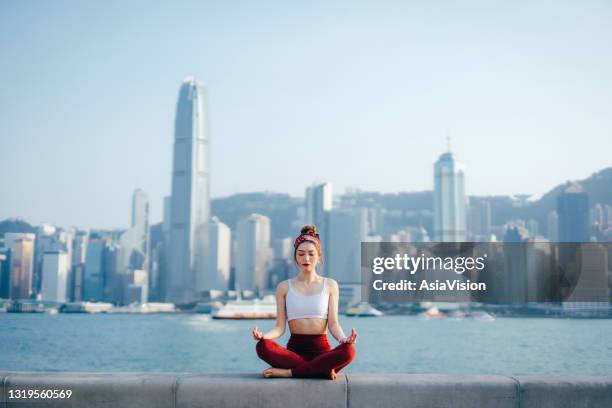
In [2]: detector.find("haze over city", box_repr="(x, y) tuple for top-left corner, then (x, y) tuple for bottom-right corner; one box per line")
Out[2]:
(1, 0), (611, 229)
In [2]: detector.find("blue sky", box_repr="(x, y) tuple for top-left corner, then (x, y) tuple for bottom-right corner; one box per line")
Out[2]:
(1, 0), (611, 229)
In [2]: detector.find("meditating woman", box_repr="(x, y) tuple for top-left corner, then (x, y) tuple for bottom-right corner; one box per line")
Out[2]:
(252, 224), (357, 379)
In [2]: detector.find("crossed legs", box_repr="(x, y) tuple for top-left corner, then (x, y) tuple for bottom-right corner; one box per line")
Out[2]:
(256, 339), (356, 379)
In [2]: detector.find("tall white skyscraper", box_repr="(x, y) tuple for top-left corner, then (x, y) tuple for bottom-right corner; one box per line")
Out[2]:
(40, 251), (69, 302)
(327, 208), (368, 307)
(131, 188), (149, 245)
(305, 182), (333, 275)
(305, 182), (333, 226)
(119, 189), (149, 273)
(167, 76), (210, 303)
(207, 217), (231, 291)
(235, 214), (271, 292)
(433, 151), (466, 242)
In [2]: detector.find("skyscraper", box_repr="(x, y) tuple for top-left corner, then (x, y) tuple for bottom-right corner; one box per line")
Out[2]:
(40, 251), (69, 302)
(131, 189), (149, 247)
(235, 214), (271, 292)
(167, 77), (210, 303)
(305, 182), (333, 228)
(119, 189), (149, 273)
(327, 208), (368, 307)
(547, 210), (559, 241)
(433, 151), (466, 242)
(305, 182), (333, 275)
(207, 217), (231, 291)
(83, 237), (105, 301)
(4, 233), (36, 300)
(557, 183), (589, 243)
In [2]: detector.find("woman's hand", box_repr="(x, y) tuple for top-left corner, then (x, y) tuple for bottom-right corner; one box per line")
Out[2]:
(252, 326), (264, 341)
(340, 328), (357, 344)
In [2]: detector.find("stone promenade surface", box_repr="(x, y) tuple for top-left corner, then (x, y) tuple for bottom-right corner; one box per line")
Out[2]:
(2, 372), (611, 407)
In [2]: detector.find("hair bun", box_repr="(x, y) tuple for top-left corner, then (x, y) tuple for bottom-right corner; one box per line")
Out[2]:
(300, 224), (318, 237)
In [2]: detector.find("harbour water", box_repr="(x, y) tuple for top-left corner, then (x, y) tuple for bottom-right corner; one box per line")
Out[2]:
(1, 314), (611, 375)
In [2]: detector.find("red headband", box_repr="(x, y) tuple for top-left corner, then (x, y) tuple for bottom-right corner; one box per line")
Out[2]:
(294, 234), (320, 249)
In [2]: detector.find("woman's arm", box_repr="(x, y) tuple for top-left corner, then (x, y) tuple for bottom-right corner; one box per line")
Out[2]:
(327, 279), (349, 343)
(260, 281), (288, 340)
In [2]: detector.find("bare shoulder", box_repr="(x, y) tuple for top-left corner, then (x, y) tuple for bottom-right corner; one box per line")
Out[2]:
(276, 280), (289, 295)
(326, 278), (339, 291)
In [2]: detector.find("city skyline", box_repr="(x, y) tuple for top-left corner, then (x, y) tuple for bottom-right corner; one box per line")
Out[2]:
(1, 1), (612, 229)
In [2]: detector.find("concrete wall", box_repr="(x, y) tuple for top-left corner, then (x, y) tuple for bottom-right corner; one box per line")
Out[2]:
(1, 372), (611, 408)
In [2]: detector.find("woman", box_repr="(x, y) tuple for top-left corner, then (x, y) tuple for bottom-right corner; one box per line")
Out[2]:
(252, 224), (357, 379)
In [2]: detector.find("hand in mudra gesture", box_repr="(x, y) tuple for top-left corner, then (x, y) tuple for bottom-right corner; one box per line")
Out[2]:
(340, 328), (357, 344)
(252, 326), (264, 341)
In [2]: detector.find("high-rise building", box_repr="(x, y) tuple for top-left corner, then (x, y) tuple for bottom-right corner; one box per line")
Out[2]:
(83, 237), (105, 301)
(327, 208), (368, 307)
(167, 76), (210, 303)
(235, 214), (271, 292)
(557, 183), (589, 242)
(206, 217), (231, 291)
(469, 200), (491, 240)
(4, 233), (36, 300)
(590, 203), (604, 228)
(147, 223), (166, 302)
(69, 231), (88, 301)
(305, 182), (333, 275)
(0, 248), (12, 299)
(119, 189), (149, 273)
(40, 251), (69, 302)
(131, 189), (149, 238)
(547, 210), (559, 241)
(433, 151), (466, 242)
(305, 183), (332, 227)
(33, 225), (73, 296)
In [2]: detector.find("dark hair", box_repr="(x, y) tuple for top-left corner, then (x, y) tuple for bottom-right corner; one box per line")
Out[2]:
(294, 224), (324, 265)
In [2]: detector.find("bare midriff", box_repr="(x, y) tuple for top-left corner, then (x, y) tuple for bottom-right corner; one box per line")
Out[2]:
(289, 318), (328, 335)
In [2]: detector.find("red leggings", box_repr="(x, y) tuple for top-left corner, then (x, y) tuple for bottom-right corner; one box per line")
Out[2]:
(256, 333), (356, 378)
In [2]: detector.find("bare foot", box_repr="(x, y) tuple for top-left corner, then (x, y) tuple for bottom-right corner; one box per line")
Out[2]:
(262, 367), (292, 378)
(330, 369), (337, 380)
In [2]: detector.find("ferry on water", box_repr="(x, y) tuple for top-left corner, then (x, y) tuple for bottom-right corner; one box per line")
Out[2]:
(345, 302), (384, 317)
(211, 295), (277, 319)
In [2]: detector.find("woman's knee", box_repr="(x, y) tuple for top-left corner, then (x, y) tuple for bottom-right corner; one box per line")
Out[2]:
(256, 339), (272, 359)
(339, 343), (356, 361)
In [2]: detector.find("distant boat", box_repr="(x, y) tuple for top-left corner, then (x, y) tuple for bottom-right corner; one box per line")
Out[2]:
(193, 301), (224, 314)
(61, 302), (113, 314)
(422, 307), (446, 318)
(211, 295), (276, 319)
(109, 302), (177, 314)
(345, 302), (384, 317)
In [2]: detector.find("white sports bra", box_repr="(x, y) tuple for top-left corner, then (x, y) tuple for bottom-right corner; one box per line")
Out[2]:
(286, 278), (329, 321)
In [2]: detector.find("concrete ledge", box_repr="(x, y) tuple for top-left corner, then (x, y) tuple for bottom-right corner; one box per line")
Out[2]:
(516, 376), (612, 408)
(176, 373), (346, 408)
(2, 372), (176, 408)
(347, 374), (518, 408)
(1, 372), (611, 408)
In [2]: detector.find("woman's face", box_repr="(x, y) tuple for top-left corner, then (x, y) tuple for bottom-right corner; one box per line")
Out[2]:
(295, 242), (319, 272)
